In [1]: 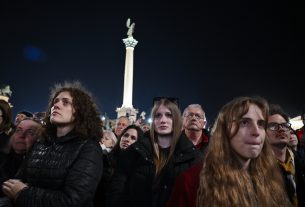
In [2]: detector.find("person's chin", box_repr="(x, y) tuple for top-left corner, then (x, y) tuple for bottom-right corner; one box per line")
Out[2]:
(158, 132), (172, 137)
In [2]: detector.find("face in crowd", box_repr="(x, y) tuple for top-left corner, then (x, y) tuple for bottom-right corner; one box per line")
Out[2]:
(120, 128), (138, 149)
(50, 91), (75, 127)
(154, 104), (173, 136)
(266, 114), (291, 147)
(289, 130), (298, 150)
(101, 131), (116, 148)
(183, 106), (206, 131)
(11, 119), (41, 154)
(229, 104), (266, 167)
(141, 124), (150, 132)
(115, 117), (130, 136)
(15, 112), (32, 125)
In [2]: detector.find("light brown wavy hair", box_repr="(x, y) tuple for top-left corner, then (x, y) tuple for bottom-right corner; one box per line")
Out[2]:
(42, 81), (101, 141)
(150, 98), (182, 176)
(196, 96), (289, 207)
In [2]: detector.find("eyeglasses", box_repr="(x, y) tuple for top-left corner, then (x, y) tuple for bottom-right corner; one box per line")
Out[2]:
(185, 113), (205, 120)
(267, 122), (291, 131)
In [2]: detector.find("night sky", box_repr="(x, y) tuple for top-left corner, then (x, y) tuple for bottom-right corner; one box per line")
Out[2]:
(1, 1), (304, 126)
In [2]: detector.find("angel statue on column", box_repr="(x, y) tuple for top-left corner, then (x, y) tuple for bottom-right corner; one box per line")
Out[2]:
(126, 18), (135, 37)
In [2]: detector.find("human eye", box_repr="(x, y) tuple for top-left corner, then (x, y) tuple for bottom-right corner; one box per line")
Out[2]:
(283, 123), (290, 128)
(267, 123), (278, 131)
(53, 98), (60, 105)
(165, 112), (173, 118)
(25, 129), (35, 137)
(282, 123), (291, 130)
(155, 113), (162, 119)
(257, 120), (266, 128)
(195, 114), (203, 119)
(123, 133), (129, 138)
(15, 128), (23, 134)
(62, 99), (71, 106)
(130, 136), (137, 141)
(239, 118), (250, 127)
(186, 113), (194, 118)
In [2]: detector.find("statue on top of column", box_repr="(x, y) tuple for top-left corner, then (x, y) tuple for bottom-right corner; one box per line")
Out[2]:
(0, 85), (12, 97)
(126, 18), (135, 38)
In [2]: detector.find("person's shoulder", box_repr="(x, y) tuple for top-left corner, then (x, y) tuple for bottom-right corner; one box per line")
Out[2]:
(84, 139), (102, 149)
(177, 133), (197, 151)
(133, 132), (152, 150)
(129, 136), (153, 159)
(181, 160), (203, 181)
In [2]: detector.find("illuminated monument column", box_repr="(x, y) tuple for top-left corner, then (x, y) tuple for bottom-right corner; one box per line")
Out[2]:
(116, 19), (138, 122)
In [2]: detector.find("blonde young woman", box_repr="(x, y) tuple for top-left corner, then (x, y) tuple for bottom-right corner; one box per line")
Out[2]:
(167, 96), (289, 207)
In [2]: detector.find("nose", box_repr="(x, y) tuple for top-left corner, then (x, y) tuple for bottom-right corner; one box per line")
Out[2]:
(278, 125), (288, 131)
(52, 103), (59, 110)
(160, 114), (168, 122)
(251, 123), (260, 136)
(124, 136), (132, 142)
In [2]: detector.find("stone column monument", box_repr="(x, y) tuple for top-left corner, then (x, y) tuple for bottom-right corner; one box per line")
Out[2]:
(116, 18), (138, 122)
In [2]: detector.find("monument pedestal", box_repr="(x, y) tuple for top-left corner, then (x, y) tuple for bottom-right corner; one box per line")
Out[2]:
(116, 106), (138, 123)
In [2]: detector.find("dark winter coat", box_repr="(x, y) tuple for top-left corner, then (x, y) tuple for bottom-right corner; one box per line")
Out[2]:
(14, 131), (103, 207)
(107, 133), (201, 207)
(0, 151), (25, 198)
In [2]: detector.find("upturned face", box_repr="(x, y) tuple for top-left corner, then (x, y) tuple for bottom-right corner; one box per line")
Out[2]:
(183, 107), (206, 131)
(50, 91), (75, 126)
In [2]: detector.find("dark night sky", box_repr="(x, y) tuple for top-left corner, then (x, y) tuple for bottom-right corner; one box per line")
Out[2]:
(1, 0), (304, 126)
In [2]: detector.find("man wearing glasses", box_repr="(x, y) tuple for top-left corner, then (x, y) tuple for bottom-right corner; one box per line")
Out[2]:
(182, 104), (210, 154)
(266, 104), (305, 207)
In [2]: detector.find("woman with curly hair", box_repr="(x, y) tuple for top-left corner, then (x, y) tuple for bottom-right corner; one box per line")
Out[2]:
(0, 100), (14, 153)
(3, 81), (103, 207)
(167, 96), (289, 207)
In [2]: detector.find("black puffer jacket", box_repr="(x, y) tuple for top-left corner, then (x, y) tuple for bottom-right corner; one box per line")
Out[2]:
(15, 131), (103, 207)
(108, 133), (201, 207)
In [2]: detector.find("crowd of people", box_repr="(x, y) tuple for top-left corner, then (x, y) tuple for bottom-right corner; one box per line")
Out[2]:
(1, 81), (305, 207)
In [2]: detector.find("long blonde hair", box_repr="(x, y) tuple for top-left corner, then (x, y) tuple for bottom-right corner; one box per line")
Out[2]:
(149, 98), (182, 176)
(196, 96), (289, 207)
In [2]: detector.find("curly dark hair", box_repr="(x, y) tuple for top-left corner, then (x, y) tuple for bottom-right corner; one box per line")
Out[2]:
(0, 100), (13, 132)
(43, 81), (101, 140)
